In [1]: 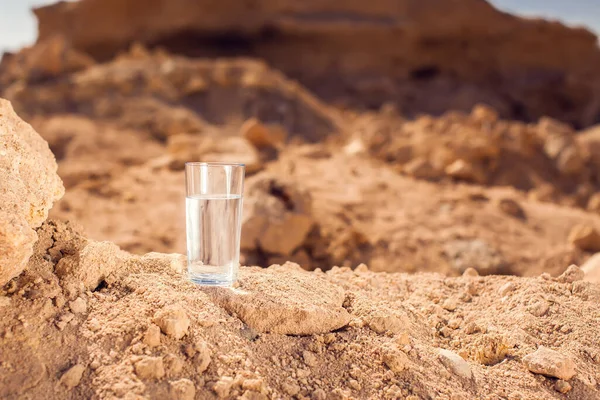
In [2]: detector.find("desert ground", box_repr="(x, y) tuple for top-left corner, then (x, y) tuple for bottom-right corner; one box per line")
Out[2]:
(1, 0), (600, 399)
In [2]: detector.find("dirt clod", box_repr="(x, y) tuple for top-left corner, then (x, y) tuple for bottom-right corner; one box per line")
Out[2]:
(153, 305), (190, 340)
(169, 378), (196, 400)
(59, 364), (85, 389)
(134, 356), (165, 380)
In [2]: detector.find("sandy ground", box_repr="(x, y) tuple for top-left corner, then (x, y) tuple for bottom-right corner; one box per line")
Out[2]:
(1, 21), (600, 400)
(1, 222), (599, 399)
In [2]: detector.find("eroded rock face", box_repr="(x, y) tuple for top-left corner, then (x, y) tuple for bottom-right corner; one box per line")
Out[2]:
(0, 99), (64, 285)
(30, 0), (600, 126)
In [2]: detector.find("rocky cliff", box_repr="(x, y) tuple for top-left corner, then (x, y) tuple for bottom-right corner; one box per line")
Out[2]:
(25, 0), (600, 127)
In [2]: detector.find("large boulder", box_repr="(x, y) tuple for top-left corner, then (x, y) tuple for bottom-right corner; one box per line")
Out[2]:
(30, 0), (600, 126)
(0, 99), (64, 285)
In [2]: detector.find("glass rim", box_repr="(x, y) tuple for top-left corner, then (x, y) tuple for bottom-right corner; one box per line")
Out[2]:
(185, 161), (246, 167)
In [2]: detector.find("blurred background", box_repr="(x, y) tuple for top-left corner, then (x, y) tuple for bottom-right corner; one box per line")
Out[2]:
(1, 0), (600, 278)
(1, 0), (599, 54)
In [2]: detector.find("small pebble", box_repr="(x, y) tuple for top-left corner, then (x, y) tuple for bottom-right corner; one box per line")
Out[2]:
(153, 305), (190, 340)
(382, 346), (410, 373)
(442, 299), (458, 311)
(59, 364), (85, 389)
(557, 265), (584, 283)
(462, 268), (479, 277)
(555, 379), (572, 393)
(438, 349), (472, 380)
(69, 297), (87, 314)
(499, 282), (516, 297)
(143, 324), (161, 347)
(303, 350), (318, 367)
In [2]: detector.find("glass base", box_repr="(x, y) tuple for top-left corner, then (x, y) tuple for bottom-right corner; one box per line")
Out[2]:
(188, 273), (233, 287)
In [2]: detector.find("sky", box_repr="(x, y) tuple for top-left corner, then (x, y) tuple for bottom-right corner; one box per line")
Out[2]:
(0, 0), (598, 53)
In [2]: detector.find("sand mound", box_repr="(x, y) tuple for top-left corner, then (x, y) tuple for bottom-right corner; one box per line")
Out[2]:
(1, 221), (600, 399)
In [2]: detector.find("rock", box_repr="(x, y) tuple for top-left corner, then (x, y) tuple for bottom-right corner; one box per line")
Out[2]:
(55, 241), (130, 292)
(32, 0), (600, 126)
(0, 98), (64, 285)
(523, 347), (576, 380)
(528, 300), (549, 317)
(0, 296), (11, 308)
(587, 193), (600, 213)
(153, 305), (190, 340)
(557, 264), (585, 283)
(442, 298), (458, 311)
(443, 239), (506, 275)
(367, 313), (410, 334)
(143, 324), (161, 347)
(498, 282), (516, 296)
(312, 388), (327, 400)
(556, 145), (585, 175)
(59, 364), (85, 389)
(167, 134), (262, 173)
(242, 174), (315, 256)
(163, 354), (184, 377)
(282, 379), (300, 396)
(134, 356), (165, 380)
(538, 118), (586, 175)
(382, 346), (410, 373)
(497, 198), (525, 219)
(169, 378), (196, 400)
(581, 253), (600, 283)
(343, 138), (366, 156)
(438, 349), (472, 380)
(470, 104), (499, 124)
(193, 339), (212, 373)
(213, 376), (234, 398)
(403, 157), (440, 180)
(462, 268), (479, 277)
(568, 224), (600, 252)
(445, 159), (486, 184)
(6, 35), (94, 82)
(241, 118), (287, 149)
(303, 351), (318, 367)
(554, 380), (572, 393)
(208, 263), (350, 335)
(68, 297), (87, 314)
(538, 117), (574, 139)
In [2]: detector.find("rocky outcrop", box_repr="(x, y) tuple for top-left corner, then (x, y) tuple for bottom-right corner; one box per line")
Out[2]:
(0, 99), (64, 285)
(0, 35), (94, 84)
(2, 51), (342, 143)
(30, 0), (600, 126)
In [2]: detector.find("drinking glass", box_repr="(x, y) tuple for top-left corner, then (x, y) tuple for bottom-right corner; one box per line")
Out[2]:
(185, 162), (245, 286)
